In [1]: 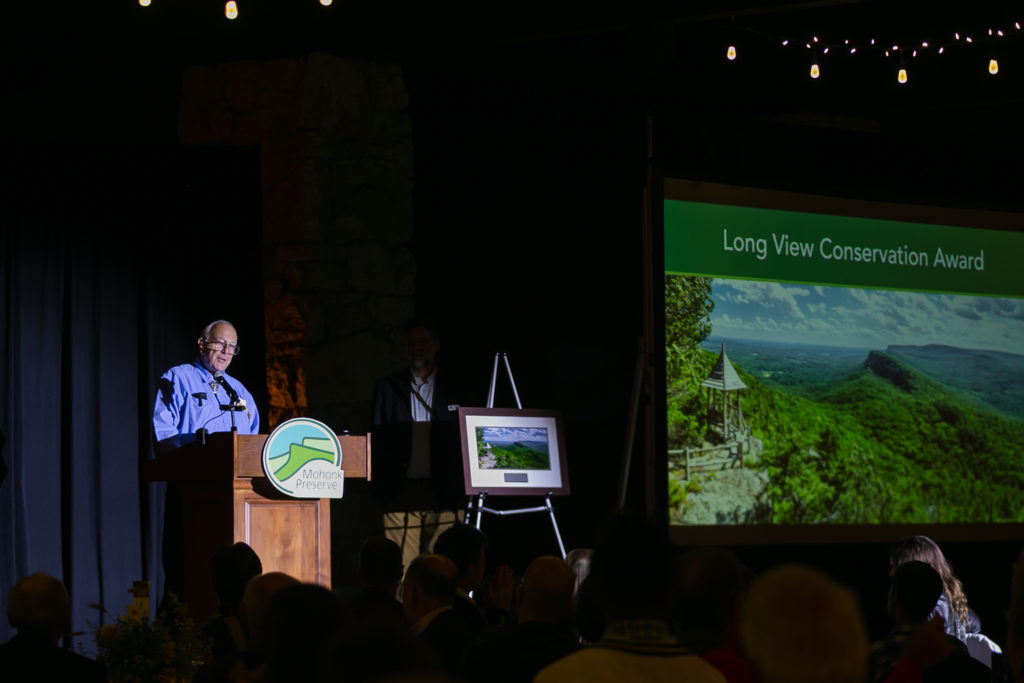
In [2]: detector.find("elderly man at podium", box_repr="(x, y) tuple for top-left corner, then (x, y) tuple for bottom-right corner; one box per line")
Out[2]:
(153, 319), (260, 454)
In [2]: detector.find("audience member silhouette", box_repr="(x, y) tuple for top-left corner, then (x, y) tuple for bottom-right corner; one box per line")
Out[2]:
(196, 570), (299, 683)
(867, 560), (989, 683)
(0, 572), (106, 683)
(458, 554), (580, 683)
(671, 546), (757, 683)
(316, 596), (441, 683)
(739, 564), (867, 683)
(262, 582), (349, 683)
(890, 535), (980, 641)
(433, 522), (512, 633)
(534, 515), (725, 683)
(402, 553), (478, 675)
(204, 541), (263, 659)
(890, 534), (1003, 667)
(349, 536), (406, 625)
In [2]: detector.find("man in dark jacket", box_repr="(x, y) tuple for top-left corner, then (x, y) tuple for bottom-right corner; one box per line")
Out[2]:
(371, 318), (468, 568)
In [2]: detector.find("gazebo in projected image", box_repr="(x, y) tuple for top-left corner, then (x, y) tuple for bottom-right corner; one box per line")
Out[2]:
(702, 344), (749, 444)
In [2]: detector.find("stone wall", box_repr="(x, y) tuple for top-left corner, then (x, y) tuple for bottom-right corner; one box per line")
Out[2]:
(178, 53), (414, 433)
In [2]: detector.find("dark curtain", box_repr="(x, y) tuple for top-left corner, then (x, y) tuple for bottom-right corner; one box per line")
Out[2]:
(0, 146), (263, 652)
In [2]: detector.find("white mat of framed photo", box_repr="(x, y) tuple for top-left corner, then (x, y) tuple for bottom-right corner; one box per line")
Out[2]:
(458, 407), (569, 496)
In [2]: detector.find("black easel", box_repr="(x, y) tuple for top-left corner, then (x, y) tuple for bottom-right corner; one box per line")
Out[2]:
(464, 352), (567, 558)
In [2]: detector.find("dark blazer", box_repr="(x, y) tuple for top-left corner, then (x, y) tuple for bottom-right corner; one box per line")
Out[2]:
(418, 608), (478, 675)
(0, 632), (107, 683)
(370, 368), (468, 508)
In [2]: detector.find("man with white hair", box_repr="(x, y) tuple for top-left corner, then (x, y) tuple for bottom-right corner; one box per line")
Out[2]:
(739, 564), (867, 683)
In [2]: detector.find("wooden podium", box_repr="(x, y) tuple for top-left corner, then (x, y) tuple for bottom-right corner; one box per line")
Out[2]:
(141, 431), (370, 618)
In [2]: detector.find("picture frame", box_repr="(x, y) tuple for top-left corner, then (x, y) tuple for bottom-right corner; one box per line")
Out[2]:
(458, 407), (570, 496)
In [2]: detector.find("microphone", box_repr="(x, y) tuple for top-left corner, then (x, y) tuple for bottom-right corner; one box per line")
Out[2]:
(213, 371), (241, 406)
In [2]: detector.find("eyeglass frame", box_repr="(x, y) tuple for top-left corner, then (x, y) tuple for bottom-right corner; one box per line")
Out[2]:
(202, 338), (241, 355)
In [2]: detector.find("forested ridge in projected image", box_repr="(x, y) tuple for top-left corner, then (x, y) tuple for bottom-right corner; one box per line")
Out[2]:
(475, 426), (551, 470)
(666, 274), (1024, 526)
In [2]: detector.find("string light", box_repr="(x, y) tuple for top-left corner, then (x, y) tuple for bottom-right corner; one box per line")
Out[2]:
(225, 1), (238, 19)
(720, 15), (1024, 86)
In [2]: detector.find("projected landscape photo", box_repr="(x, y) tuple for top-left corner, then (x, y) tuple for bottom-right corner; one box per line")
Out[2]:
(666, 274), (1024, 526)
(475, 426), (551, 470)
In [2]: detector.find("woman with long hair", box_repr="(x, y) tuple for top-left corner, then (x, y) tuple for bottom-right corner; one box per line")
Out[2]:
(889, 535), (979, 640)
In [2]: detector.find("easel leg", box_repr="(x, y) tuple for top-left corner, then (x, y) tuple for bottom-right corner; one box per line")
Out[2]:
(545, 496), (567, 559)
(474, 492), (486, 530)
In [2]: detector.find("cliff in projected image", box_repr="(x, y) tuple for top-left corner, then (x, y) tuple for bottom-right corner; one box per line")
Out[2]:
(665, 275), (1024, 526)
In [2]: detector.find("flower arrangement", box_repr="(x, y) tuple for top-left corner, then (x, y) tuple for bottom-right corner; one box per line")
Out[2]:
(90, 582), (211, 682)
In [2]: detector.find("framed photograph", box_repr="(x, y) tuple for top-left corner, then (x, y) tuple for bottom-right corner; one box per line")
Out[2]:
(458, 407), (569, 496)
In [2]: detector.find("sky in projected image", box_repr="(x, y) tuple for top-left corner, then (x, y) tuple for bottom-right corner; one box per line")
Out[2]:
(710, 278), (1024, 354)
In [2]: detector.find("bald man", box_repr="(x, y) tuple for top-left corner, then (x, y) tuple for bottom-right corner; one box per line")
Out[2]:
(0, 572), (105, 682)
(153, 319), (259, 454)
(459, 555), (580, 683)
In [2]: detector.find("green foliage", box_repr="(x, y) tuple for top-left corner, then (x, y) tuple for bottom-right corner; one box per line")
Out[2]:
(668, 475), (689, 515)
(666, 332), (1024, 524)
(750, 352), (1024, 524)
(664, 275), (715, 448)
(488, 442), (550, 470)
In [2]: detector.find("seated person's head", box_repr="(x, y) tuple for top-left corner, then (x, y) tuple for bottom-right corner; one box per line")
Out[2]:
(739, 564), (867, 683)
(263, 583), (348, 683)
(240, 571), (300, 654)
(402, 554), (458, 624)
(358, 536), (403, 591)
(433, 524), (486, 590)
(210, 542), (262, 615)
(7, 572), (70, 642)
(587, 514), (671, 621)
(518, 555), (574, 623)
(889, 560), (943, 624)
(672, 545), (749, 638)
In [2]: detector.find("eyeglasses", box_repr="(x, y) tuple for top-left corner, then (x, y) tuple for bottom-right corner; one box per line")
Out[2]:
(203, 338), (241, 355)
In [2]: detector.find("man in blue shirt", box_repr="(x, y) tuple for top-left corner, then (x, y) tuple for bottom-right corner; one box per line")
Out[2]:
(153, 319), (260, 453)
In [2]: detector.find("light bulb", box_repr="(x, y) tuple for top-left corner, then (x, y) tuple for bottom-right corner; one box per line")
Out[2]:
(989, 58), (999, 74)
(810, 63), (820, 79)
(139, 0), (151, 5)
(727, 45), (737, 61)
(898, 68), (908, 84)
(320, 0), (332, 5)
(225, 1), (238, 19)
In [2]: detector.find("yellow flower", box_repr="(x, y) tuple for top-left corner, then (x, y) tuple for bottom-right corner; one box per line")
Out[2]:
(99, 623), (118, 640)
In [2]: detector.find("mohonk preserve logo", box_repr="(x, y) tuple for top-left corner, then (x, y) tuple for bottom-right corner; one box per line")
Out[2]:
(261, 418), (344, 498)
